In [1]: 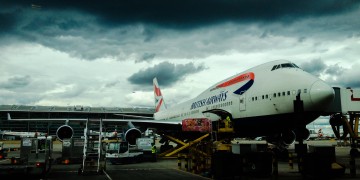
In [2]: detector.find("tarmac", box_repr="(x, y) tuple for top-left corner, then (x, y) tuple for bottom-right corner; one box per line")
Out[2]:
(0, 139), (359, 180)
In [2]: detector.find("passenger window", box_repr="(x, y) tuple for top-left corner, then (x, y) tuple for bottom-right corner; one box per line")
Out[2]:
(266, 95), (268, 99)
(282, 92), (285, 96)
(255, 97), (257, 101)
(287, 91), (290, 95)
(262, 95), (264, 99)
(278, 92), (281, 97)
(273, 93), (276, 97)
(252, 97), (254, 101)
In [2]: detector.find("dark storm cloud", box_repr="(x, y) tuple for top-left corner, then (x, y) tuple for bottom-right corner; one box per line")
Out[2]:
(1, 0), (359, 61)
(301, 59), (360, 88)
(0, 11), (17, 33)
(329, 73), (360, 88)
(343, 80), (360, 88)
(324, 64), (344, 76)
(104, 81), (119, 88)
(128, 61), (206, 87)
(3, 0), (359, 29)
(300, 59), (327, 77)
(0, 75), (31, 89)
(325, 63), (360, 88)
(136, 53), (156, 63)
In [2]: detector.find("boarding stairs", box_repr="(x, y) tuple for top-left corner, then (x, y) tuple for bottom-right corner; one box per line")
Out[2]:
(79, 118), (106, 174)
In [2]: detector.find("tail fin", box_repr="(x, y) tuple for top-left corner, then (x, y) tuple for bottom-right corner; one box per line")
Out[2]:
(153, 77), (167, 112)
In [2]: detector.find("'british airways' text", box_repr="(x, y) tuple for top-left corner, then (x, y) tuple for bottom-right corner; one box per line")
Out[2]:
(190, 91), (228, 110)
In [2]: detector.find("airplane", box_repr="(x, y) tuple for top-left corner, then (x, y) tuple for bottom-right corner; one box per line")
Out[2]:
(6, 60), (335, 148)
(151, 60), (335, 147)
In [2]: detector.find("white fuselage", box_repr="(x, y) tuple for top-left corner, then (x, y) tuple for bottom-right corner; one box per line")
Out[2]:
(154, 60), (334, 134)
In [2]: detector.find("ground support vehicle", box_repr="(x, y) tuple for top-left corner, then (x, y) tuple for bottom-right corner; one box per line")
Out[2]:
(0, 142), (7, 159)
(136, 137), (156, 162)
(106, 140), (143, 164)
(0, 136), (54, 176)
(58, 138), (84, 164)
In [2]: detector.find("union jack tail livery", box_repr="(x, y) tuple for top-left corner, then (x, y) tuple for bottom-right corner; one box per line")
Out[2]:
(153, 77), (167, 112)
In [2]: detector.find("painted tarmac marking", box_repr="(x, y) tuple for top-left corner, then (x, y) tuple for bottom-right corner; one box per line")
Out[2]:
(103, 170), (113, 180)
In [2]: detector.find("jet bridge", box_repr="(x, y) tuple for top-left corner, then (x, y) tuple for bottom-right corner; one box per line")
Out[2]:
(323, 87), (360, 177)
(325, 87), (360, 147)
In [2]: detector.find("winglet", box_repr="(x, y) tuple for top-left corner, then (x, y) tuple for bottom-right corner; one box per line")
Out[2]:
(7, 113), (11, 120)
(153, 77), (167, 112)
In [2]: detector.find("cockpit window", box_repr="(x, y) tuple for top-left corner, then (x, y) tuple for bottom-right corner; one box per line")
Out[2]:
(281, 63), (293, 68)
(292, 63), (299, 68)
(271, 63), (300, 71)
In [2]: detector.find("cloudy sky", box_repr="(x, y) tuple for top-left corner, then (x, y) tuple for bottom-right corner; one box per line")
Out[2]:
(1, 0), (360, 111)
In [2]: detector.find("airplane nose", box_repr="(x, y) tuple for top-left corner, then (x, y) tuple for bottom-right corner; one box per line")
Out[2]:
(309, 80), (335, 109)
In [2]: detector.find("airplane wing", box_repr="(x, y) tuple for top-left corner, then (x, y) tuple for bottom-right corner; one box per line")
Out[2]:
(7, 113), (180, 125)
(6, 112), (182, 143)
(1, 131), (46, 137)
(113, 113), (155, 119)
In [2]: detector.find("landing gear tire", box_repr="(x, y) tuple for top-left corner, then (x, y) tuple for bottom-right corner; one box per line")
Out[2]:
(78, 166), (83, 175)
(350, 148), (359, 157)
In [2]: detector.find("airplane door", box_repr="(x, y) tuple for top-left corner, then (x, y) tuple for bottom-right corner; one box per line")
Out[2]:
(239, 94), (246, 111)
(205, 107), (210, 117)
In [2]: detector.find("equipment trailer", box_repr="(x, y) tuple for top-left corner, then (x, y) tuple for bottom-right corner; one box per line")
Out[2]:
(0, 136), (54, 176)
(0, 142), (7, 159)
(105, 140), (143, 164)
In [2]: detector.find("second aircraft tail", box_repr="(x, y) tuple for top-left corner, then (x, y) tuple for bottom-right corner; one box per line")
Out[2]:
(153, 77), (167, 112)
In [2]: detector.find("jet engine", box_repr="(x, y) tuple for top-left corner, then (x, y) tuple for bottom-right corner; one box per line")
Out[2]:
(124, 122), (142, 145)
(266, 130), (296, 147)
(56, 125), (74, 141)
(295, 128), (310, 141)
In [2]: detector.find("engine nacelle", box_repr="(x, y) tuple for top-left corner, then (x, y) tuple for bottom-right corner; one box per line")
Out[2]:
(56, 125), (74, 141)
(123, 121), (142, 145)
(295, 128), (310, 141)
(267, 130), (296, 147)
(280, 130), (296, 145)
(124, 128), (142, 145)
(302, 128), (310, 141)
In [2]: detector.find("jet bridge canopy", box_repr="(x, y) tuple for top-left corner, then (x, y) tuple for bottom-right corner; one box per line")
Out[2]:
(324, 87), (360, 114)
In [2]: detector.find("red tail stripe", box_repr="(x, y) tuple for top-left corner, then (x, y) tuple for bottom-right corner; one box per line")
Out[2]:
(155, 99), (163, 112)
(154, 85), (162, 96)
